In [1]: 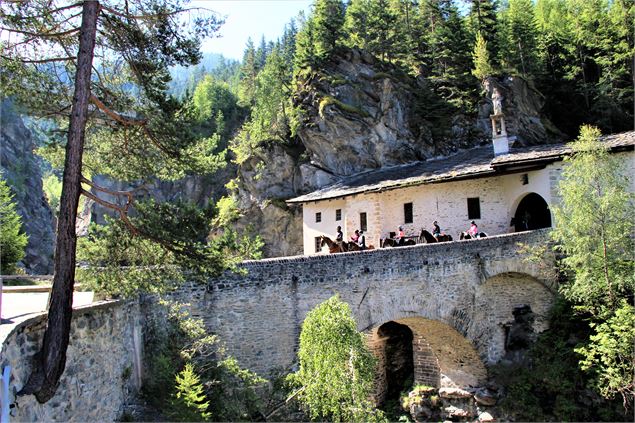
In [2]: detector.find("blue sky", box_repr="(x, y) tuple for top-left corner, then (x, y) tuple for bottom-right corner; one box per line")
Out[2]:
(194, 0), (314, 60)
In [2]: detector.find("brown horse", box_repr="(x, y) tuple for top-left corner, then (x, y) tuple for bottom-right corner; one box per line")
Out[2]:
(459, 231), (488, 240)
(381, 237), (416, 248)
(347, 241), (375, 251)
(420, 229), (453, 243)
(320, 235), (346, 253)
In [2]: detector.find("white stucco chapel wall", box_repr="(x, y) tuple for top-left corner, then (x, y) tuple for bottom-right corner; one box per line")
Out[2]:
(300, 149), (634, 255)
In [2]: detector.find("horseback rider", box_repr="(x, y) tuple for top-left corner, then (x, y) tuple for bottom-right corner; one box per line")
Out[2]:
(336, 226), (345, 251)
(432, 221), (441, 238)
(395, 225), (406, 245)
(358, 230), (366, 250)
(468, 221), (478, 237)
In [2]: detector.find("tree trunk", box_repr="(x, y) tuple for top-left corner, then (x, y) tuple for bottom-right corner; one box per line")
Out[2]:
(18, 0), (99, 403)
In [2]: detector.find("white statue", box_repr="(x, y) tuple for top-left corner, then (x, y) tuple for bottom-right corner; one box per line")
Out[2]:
(492, 88), (503, 115)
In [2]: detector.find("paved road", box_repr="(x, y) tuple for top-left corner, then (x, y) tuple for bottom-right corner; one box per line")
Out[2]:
(1, 291), (94, 322)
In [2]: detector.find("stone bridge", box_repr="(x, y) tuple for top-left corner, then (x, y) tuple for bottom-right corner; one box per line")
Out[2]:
(177, 230), (557, 398)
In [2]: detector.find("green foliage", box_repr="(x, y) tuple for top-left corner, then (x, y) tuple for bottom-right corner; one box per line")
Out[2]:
(0, 176), (28, 274)
(76, 197), (263, 298)
(192, 74), (239, 137)
(231, 46), (296, 164)
(319, 95), (371, 118)
(498, 0), (541, 77)
(144, 300), (267, 421)
(213, 196), (241, 227)
(287, 295), (385, 422)
(472, 32), (495, 81)
(576, 300), (635, 406)
(491, 299), (630, 421)
(552, 126), (634, 313)
(550, 125), (634, 408)
(170, 363), (212, 422)
(41, 172), (62, 217)
(312, 0), (346, 60)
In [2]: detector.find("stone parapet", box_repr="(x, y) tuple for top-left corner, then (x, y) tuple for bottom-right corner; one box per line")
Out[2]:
(1, 300), (143, 422)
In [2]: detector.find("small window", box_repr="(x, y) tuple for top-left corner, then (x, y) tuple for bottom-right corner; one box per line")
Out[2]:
(521, 174), (529, 185)
(335, 209), (342, 221)
(404, 202), (413, 224)
(467, 197), (481, 220)
(315, 237), (322, 253)
(315, 212), (321, 223)
(360, 212), (367, 232)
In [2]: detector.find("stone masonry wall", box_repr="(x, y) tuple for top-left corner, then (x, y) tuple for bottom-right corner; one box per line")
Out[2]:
(172, 230), (557, 384)
(1, 300), (143, 422)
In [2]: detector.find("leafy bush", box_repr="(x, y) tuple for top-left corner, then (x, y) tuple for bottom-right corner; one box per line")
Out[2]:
(287, 295), (386, 422)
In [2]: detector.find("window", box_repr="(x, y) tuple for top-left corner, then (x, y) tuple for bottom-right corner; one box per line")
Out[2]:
(360, 212), (367, 232)
(315, 212), (321, 223)
(404, 202), (413, 224)
(315, 237), (322, 253)
(335, 209), (342, 221)
(467, 197), (481, 220)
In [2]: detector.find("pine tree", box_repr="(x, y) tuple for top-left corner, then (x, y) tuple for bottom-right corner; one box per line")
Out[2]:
(170, 363), (212, 421)
(0, 0), (229, 402)
(343, 0), (372, 50)
(472, 32), (495, 81)
(312, 0), (346, 60)
(294, 17), (319, 72)
(499, 0), (541, 77)
(420, 0), (475, 108)
(467, 0), (499, 60)
(0, 176), (28, 275)
(238, 38), (258, 107)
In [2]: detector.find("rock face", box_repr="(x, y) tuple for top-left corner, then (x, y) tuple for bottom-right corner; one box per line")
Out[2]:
(0, 101), (55, 274)
(89, 49), (565, 259)
(478, 76), (564, 146)
(234, 48), (563, 256)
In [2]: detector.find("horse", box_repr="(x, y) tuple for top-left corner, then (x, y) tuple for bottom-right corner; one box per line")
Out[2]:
(381, 237), (416, 248)
(346, 241), (375, 251)
(320, 235), (346, 253)
(459, 231), (488, 240)
(419, 229), (453, 243)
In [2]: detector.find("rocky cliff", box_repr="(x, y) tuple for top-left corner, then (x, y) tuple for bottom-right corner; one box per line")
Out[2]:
(0, 101), (55, 274)
(233, 48), (562, 257)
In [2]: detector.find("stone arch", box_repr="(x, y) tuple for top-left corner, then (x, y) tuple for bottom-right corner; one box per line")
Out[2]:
(367, 317), (487, 404)
(471, 272), (556, 364)
(512, 192), (552, 232)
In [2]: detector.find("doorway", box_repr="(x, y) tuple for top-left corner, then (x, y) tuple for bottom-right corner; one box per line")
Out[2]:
(514, 193), (552, 232)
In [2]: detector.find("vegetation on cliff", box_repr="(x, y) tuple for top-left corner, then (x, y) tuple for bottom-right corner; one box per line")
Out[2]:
(0, 176), (28, 274)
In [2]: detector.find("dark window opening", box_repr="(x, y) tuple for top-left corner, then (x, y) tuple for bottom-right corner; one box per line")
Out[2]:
(315, 212), (321, 223)
(360, 212), (367, 232)
(521, 174), (529, 185)
(404, 202), (413, 224)
(335, 209), (342, 221)
(314, 237), (322, 253)
(467, 197), (481, 220)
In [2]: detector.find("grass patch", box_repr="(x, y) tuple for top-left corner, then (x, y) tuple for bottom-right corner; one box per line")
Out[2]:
(318, 95), (370, 119)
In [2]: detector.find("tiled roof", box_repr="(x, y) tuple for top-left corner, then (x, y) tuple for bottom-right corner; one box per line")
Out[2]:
(287, 130), (634, 204)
